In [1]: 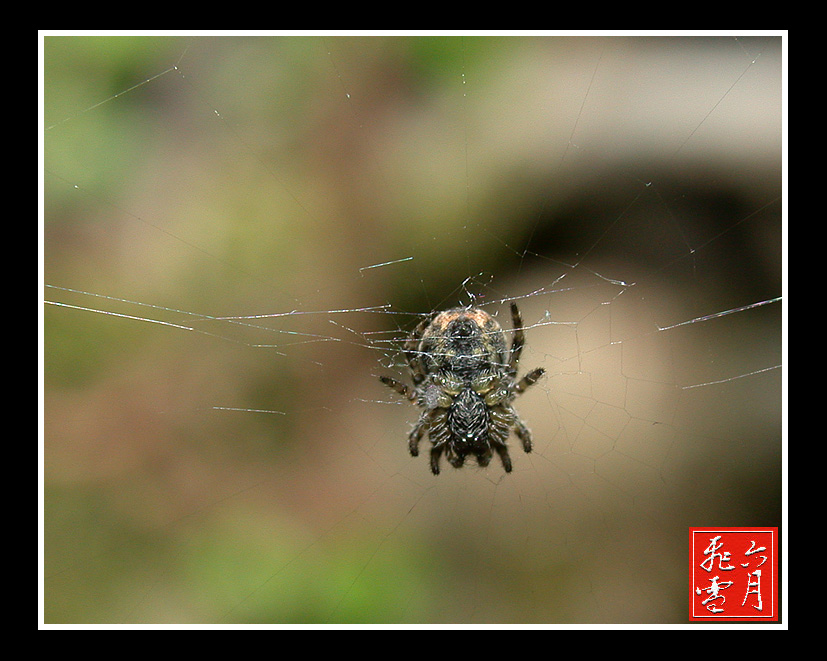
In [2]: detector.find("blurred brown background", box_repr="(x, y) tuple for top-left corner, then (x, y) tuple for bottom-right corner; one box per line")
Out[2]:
(43, 34), (782, 624)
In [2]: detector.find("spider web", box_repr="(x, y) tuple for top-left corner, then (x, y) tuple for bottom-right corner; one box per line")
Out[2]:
(40, 32), (785, 626)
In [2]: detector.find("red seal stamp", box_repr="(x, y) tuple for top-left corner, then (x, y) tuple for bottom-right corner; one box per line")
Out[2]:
(690, 527), (778, 621)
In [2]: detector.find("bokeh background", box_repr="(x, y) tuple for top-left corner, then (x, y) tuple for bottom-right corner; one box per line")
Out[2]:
(42, 34), (783, 624)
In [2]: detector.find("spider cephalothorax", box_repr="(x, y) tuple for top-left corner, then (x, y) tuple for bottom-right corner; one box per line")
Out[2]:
(380, 303), (545, 474)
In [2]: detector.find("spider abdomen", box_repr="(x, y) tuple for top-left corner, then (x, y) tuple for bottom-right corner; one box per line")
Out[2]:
(448, 386), (490, 450)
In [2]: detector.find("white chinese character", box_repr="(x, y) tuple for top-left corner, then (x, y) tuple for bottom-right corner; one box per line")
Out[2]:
(700, 535), (735, 572)
(741, 568), (763, 611)
(696, 575), (734, 613)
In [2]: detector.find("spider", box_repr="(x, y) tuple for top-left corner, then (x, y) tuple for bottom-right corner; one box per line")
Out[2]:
(380, 302), (545, 474)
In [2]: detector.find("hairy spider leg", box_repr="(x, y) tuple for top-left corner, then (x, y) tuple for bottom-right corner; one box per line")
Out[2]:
(379, 375), (416, 402)
(489, 405), (516, 471)
(407, 412), (430, 457)
(429, 444), (444, 475)
(426, 409), (452, 474)
(475, 448), (494, 467)
(514, 367), (545, 394)
(403, 314), (435, 386)
(508, 302), (525, 376)
(379, 315), (438, 403)
(492, 443), (513, 472)
(512, 414), (534, 453)
(508, 303), (545, 396)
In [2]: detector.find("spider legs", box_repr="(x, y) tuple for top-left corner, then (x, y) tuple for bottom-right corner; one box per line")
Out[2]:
(489, 407), (516, 472)
(509, 304), (546, 393)
(431, 442), (477, 475)
(379, 375), (417, 402)
(514, 367), (545, 394)
(492, 443), (513, 472)
(403, 313), (435, 386)
(429, 445), (444, 475)
(512, 416), (534, 453)
(380, 313), (440, 402)
(509, 302), (525, 376)
(379, 375), (432, 458)
(383, 305), (543, 475)
(408, 414), (428, 457)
